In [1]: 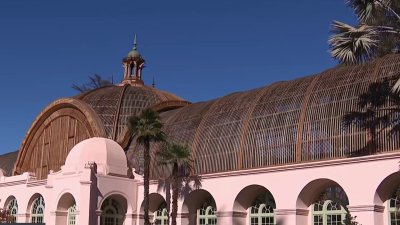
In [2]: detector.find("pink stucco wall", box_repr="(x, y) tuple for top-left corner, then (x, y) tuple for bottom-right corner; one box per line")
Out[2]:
(0, 138), (399, 225)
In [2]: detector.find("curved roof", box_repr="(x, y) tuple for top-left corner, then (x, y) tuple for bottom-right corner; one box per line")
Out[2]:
(0, 151), (18, 176)
(126, 54), (400, 176)
(74, 84), (187, 140)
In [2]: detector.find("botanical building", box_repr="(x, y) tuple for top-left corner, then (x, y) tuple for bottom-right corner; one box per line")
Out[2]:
(0, 41), (400, 225)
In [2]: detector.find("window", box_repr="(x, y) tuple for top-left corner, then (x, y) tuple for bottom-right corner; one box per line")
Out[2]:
(100, 199), (124, 225)
(6, 198), (18, 223)
(154, 207), (168, 225)
(68, 203), (77, 225)
(31, 196), (45, 223)
(312, 200), (346, 225)
(389, 192), (400, 225)
(249, 192), (275, 225)
(249, 203), (274, 225)
(197, 205), (217, 225)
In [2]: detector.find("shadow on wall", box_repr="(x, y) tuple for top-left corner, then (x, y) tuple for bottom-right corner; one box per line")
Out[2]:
(276, 217), (285, 225)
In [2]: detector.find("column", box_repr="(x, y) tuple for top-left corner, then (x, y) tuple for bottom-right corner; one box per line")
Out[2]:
(16, 213), (30, 223)
(216, 211), (233, 224)
(125, 213), (135, 225)
(274, 208), (309, 225)
(347, 205), (384, 225)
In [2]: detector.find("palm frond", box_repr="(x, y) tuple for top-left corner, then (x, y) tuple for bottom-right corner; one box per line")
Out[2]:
(346, 0), (390, 22)
(128, 109), (166, 145)
(329, 21), (379, 64)
(392, 78), (400, 94)
(358, 80), (391, 108)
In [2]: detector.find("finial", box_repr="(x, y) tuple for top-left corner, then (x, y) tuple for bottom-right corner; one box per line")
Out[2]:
(133, 34), (138, 50)
(152, 75), (155, 88)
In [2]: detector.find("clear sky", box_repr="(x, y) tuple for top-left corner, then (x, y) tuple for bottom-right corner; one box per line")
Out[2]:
(0, 0), (356, 154)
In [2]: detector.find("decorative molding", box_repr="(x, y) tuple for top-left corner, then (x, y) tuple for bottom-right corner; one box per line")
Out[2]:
(50, 211), (68, 216)
(125, 213), (135, 219)
(79, 180), (92, 185)
(348, 205), (385, 213)
(232, 211), (248, 218)
(26, 179), (47, 187)
(0, 180), (26, 187)
(95, 210), (102, 216)
(216, 211), (234, 217)
(178, 212), (190, 218)
(275, 209), (309, 216)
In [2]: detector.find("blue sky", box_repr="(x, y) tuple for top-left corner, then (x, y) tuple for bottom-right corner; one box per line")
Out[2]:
(0, 0), (356, 153)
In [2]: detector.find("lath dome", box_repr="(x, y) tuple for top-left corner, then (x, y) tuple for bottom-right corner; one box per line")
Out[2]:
(13, 37), (190, 179)
(74, 84), (188, 140)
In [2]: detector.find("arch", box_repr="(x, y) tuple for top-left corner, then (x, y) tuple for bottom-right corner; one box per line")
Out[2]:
(4, 195), (18, 223)
(26, 193), (44, 213)
(98, 191), (131, 214)
(56, 192), (76, 211)
(27, 193), (45, 223)
(374, 171), (400, 225)
(14, 98), (106, 178)
(297, 179), (349, 225)
(374, 171), (400, 205)
(296, 178), (349, 209)
(99, 194), (127, 225)
(3, 195), (17, 209)
(181, 189), (217, 225)
(233, 184), (276, 211)
(55, 192), (76, 225)
(139, 193), (166, 214)
(233, 185), (276, 225)
(138, 193), (167, 225)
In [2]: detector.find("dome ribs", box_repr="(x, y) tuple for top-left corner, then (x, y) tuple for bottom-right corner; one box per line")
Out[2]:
(136, 55), (400, 177)
(111, 84), (130, 140)
(236, 83), (282, 170)
(78, 86), (122, 138)
(242, 77), (311, 169)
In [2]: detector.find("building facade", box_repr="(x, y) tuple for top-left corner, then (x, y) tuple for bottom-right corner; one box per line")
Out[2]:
(0, 41), (400, 225)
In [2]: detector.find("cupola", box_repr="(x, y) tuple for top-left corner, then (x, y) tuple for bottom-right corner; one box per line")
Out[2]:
(122, 34), (145, 86)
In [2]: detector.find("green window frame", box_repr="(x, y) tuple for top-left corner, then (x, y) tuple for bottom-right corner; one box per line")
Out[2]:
(31, 196), (45, 223)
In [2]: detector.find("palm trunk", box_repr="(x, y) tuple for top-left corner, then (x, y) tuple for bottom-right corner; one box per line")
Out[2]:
(144, 139), (151, 225)
(165, 180), (171, 223)
(171, 163), (179, 225)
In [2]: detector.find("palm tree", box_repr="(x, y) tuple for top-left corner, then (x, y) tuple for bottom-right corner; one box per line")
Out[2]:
(157, 142), (201, 225)
(342, 80), (393, 155)
(128, 109), (166, 225)
(72, 74), (113, 93)
(329, 0), (400, 65)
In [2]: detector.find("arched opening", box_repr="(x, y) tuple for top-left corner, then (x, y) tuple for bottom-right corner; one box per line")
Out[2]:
(100, 194), (127, 225)
(233, 185), (276, 225)
(4, 196), (18, 223)
(139, 193), (167, 225)
(182, 189), (217, 225)
(56, 192), (76, 225)
(28, 194), (45, 223)
(297, 179), (349, 225)
(375, 171), (400, 225)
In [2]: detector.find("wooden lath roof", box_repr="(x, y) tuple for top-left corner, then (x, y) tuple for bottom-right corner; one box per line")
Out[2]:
(125, 54), (400, 176)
